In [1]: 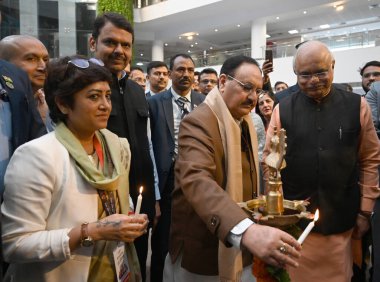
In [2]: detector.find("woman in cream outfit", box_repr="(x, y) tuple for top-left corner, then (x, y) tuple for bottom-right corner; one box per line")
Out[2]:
(1, 56), (148, 282)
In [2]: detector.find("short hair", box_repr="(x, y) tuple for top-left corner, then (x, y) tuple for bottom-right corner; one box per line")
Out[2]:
(199, 68), (218, 78)
(360, 61), (380, 76)
(146, 61), (168, 75)
(169, 54), (194, 70)
(44, 56), (113, 124)
(220, 55), (260, 77)
(0, 35), (44, 61)
(274, 81), (288, 88)
(130, 66), (144, 73)
(92, 12), (134, 43)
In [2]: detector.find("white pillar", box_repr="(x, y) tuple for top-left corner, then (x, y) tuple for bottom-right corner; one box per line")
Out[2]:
(152, 40), (164, 61)
(251, 18), (267, 60)
(58, 0), (77, 56)
(19, 0), (38, 36)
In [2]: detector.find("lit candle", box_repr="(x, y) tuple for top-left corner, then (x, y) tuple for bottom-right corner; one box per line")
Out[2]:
(135, 186), (143, 215)
(297, 209), (319, 244)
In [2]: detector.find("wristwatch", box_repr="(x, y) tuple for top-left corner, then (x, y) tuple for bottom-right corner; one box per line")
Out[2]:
(358, 211), (373, 220)
(80, 222), (94, 247)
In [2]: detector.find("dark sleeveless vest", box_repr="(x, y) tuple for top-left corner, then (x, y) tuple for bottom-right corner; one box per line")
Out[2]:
(279, 87), (361, 235)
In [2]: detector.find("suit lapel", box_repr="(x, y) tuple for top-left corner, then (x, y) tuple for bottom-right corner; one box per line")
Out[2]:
(190, 91), (204, 110)
(162, 89), (175, 140)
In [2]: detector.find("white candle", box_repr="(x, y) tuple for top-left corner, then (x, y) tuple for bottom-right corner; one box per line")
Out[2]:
(135, 186), (143, 214)
(297, 209), (319, 244)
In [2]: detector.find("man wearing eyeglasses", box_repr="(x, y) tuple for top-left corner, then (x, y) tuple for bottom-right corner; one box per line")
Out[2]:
(198, 68), (218, 95)
(360, 60), (380, 93)
(264, 40), (380, 282)
(164, 55), (301, 281)
(146, 61), (169, 97)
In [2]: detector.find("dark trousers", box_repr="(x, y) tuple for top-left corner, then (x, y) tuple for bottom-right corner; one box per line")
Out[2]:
(150, 165), (174, 282)
(134, 232), (148, 282)
(372, 181), (380, 282)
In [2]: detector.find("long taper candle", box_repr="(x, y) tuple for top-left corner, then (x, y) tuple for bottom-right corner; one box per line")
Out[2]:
(135, 186), (143, 214)
(297, 209), (319, 244)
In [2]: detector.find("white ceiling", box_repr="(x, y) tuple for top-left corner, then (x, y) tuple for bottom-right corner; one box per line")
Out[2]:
(133, 0), (380, 63)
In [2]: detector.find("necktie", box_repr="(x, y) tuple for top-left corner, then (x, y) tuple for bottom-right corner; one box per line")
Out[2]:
(176, 96), (190, 119)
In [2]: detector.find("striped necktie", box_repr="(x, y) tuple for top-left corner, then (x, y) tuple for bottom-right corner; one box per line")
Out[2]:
(176, 96), (190, 119)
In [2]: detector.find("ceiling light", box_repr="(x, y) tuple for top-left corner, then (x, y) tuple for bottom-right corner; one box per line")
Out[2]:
(288, 29), (299, 34)
(276, 16), (280, 20)
(335, 5), (344, 11)
(179, 36), (182, 39)
(266, 34), (271, 38)
(303, 11), (307, 14)
(195, 42), (198, 45)
(187, 50), (191, 53)
(136, 62), (143, 66)
(187, 35), (193, 40)
(214, 29), (218, 32)
(320, 24), (330, 29)
(164, 43), (168, 46)
(237, 24), (241, 27)
(209, 46), (213, 50)
(196, 33), (199, 35)
(190, 44), (194, 47)
(140, 53), (144, 56)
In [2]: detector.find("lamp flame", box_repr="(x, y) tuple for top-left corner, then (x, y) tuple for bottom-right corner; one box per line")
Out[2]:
(139, 186), (143, 194)
(314, 209), (319, 221)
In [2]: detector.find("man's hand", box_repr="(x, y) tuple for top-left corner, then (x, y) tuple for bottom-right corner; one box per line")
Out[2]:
(352, 214), (371, 239)
(262, 60), (273, 84)
(242, 224), (301, 268)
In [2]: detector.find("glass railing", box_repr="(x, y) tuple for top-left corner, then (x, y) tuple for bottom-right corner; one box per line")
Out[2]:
(133, 0), (167, 8)
(169, 29), (380, 68)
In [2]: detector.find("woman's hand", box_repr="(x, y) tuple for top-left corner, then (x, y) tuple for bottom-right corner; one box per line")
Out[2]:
(89, 213), (149, 243)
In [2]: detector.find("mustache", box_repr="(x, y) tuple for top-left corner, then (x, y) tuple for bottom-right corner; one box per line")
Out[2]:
(179, 78), (191, 83)
(242, 98), (254, 106)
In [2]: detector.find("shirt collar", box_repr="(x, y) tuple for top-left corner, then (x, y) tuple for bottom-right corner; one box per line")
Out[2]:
(171, 88), (192, 102)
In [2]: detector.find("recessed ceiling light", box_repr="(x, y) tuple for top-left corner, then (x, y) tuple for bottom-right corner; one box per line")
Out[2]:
(196, 33), (199, 36)
(187, 50), (191, 53)
(179, 36), (182, 39)
(237, 24), (241, 27)
(195, 42), (198, 45)
(335, 5), (344, 11)
(187, 35), (193, 40)
(276, 16), (280, 20)
(140, 53), (144, 56)
(210, 46), (213, 50)
(136, 62), (143, 66)
(214, 29), (218, 32)
(266, 34), (271, 38)
(320, 24), (330, 29)
(164, 43), (168, 46)
(190, 44), (194, 47)
(288, 29), (299, 34)
(303, 11), (307, 14)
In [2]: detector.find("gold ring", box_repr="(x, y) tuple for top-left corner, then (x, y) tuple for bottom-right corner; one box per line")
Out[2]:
(279, 244), (287, 254)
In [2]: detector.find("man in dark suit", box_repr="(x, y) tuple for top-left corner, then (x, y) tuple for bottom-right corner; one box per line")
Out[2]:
(145, 61), (169, 98)
(89, 12), (157, 281)
(0, 59), (46, 193)
(148, 54), (205, 282)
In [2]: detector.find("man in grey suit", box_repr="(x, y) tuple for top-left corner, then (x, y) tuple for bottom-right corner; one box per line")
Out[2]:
(148, 54), (205, 282)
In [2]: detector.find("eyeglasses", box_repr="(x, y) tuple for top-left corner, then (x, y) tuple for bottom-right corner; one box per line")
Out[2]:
(227, 75), (263, 96)
(200, 79), (218, 85)
(363, 71), (380, 79)
(63, 58), (104, 79)
(297, 71), (329, 81)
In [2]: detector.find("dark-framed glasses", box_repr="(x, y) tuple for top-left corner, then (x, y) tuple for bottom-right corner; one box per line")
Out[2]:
(200, 79), (218, 85)
(297, 71), (329, 81)
(227, 74), (264, 96)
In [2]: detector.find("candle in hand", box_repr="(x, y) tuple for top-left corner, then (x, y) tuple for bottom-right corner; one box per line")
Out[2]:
(135, 186), (143, 215)
(297, 209), (319, 244)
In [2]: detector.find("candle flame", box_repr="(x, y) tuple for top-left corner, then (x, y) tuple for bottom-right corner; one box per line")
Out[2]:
(314, 209), (319, 221)
(139, 186), (143, 194)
